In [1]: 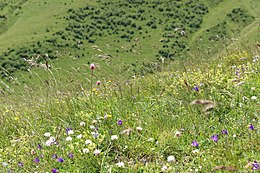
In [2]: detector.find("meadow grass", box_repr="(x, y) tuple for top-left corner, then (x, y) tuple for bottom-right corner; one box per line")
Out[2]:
(0, 0), (259, 172)
(0, 49), (259, 172)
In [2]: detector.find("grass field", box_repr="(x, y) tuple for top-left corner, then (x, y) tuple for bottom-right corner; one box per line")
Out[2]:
(0, 0), (259, 172)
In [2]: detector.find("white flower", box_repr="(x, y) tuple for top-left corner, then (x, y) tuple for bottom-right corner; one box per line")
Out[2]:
(45, 136), (56, 146)
(83, 148), (89, 153)
(80, 122), (86, 126)
(136, 127), (143, 132)
(44, 132), (51, 137)
(49, 137), (56, 142)
(85, 139), (92, 145)
(94, 149), (101, 156)
(251, 96), (257, 100)
(116, 161), (124, 167)
(45, 140), (52, 146)
(161, 165), (168, 172)
(66, 136), (72, 141)
(167, 155), (176, 162)
(67, 130), (74, 135)
(90, 125), (95, 129)
(111, 135), (118, 141)
(2, 162), (8, 167)
(92, 120), (98, 124)
(175, 131), (181, 137)
(192, 149), (200, 154)
(147, 138), (154, 142)
(77, 134), (82, 139)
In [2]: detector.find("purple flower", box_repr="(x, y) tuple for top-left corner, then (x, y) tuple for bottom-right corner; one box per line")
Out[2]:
(211, 134), (219, 143)
(66, 128), (72, 134)
(252, 161), (259, 170)
(57, 157), (64, 163)
(51, 168), (58, 173)
(193, 86), (199, 92)
(33, 157), (40, 163)
(18, 162), (23, 167)
(68, 153), (74, 159)
(222, 130), (228, 135)
(52, 154), (57, 159)
(117, 119), (123, 125)
(249, 124), (254, 130)
(37, 144), (42, 150)
(192, 140), (199, 147)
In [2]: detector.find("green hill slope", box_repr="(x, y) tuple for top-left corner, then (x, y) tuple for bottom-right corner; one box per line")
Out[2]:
(0, 0), (259, 82)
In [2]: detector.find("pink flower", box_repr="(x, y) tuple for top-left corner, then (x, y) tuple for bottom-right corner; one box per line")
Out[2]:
(90, 63), (95, 70)
(96, 80), (101, 85)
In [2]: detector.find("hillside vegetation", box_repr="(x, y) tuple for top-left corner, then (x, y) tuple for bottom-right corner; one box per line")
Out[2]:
(0, 0), (259, 172)
(0, 0), (259, 81)
(1, 50), (259, 172)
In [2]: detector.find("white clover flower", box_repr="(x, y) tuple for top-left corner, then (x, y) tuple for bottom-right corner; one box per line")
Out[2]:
(147, 138), (154, 142)
(44, 132), (51, 137)
(49, 136), (55, 141)
(45, 140), (52, 146)
(175, 131), (181, 137)
(45, 136), (56, 146)
(115, 161), (124, 167)
(251, 96), (257, 100)
(167, 155), (176, 162)
(77, 134), (82, 139)
(90, 125), (95, 130)
(83, 148), (89, 154)
(192, 149), (199, 154)
(136, 127), (143, 132)
(161, 165), (168, 172)
(66, 136), (72, 141)
(80, 122), (86, 126)
(85, 139), (92, 145)
(111, 135), (118, 141)
(92, 120), (98, 124)
(2, 162), (8, 167)
(94, 149), (101, 156)
(67, 130), (74, 135)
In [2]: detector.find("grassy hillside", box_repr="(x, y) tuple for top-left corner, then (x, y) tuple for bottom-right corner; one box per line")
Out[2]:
(0, 0), (259, 82)
(0, 0), (259, 172)
(1, 49), (259, 172)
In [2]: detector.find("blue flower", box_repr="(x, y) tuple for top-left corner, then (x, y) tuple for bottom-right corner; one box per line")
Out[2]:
(117, 120), (123, 125)
(249, 124), (254, 130)
(252, 161), (259, 170)
(211, 134), (218, 143)
(51, 168), (58, 173)
(68, 153), (74, 159)
(18, 162), (23, 167)
(33, 157), (40, 163)
(221, 130), (228, 135)
(37, 144), (42, 150)
(193, 86), (199, 92)
(57, 157), (64, 163)
(66, 128), (72, 134)
(192, 140), (199, 147)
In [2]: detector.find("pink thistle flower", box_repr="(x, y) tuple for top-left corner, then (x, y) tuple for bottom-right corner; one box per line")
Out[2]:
(90, 63), (95, 70)
(96, 80), (101, 85)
